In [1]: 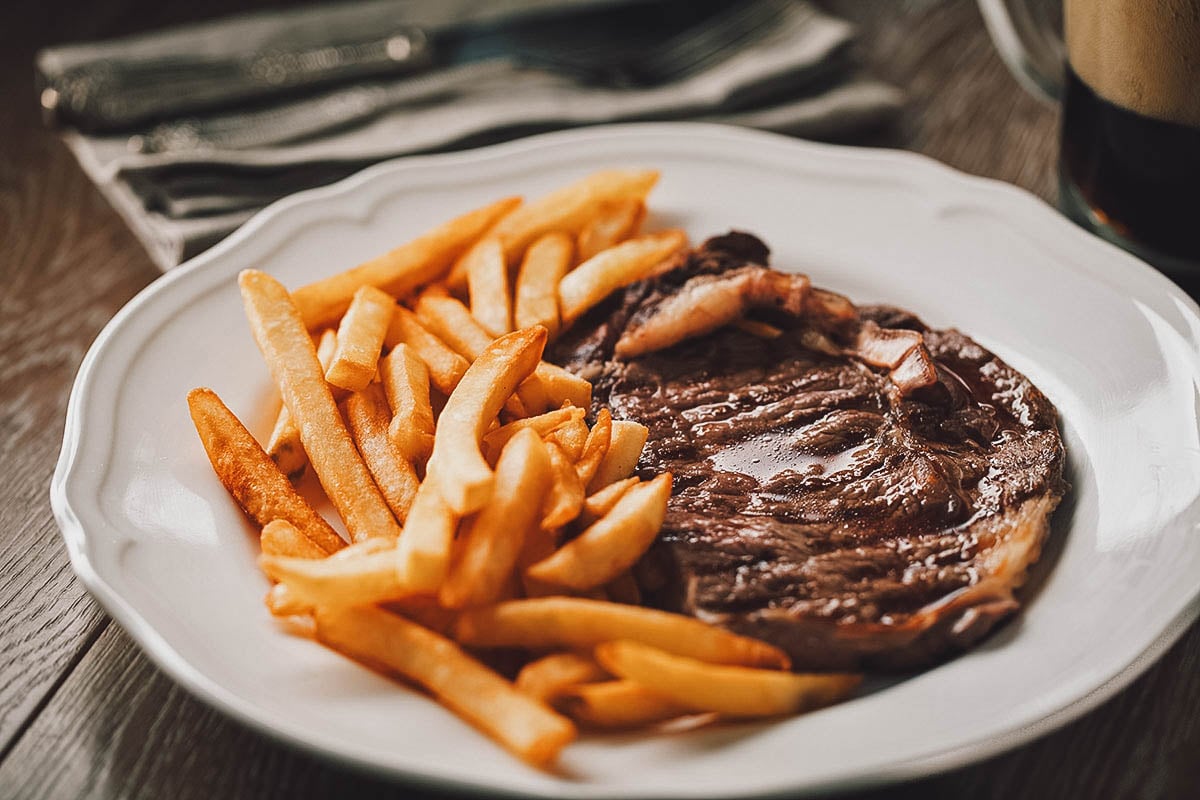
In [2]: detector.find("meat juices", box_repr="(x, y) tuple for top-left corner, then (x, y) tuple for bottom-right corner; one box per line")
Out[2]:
(551, 233), (1067, 671)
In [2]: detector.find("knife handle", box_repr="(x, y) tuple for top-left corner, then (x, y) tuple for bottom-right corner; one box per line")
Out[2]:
(41, 26), (433, 131)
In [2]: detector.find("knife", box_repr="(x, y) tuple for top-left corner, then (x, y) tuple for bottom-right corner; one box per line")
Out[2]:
(39, 0), (719, 132)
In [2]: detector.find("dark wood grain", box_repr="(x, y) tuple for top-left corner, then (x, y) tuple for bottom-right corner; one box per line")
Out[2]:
(0, 1), (1196, 799)
(0, 4), (144, 752)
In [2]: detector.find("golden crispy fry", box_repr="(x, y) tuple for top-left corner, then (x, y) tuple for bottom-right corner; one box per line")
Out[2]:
(260, 545), (414, 608)
(444, 200), (523, 290)
(381, 596), (460, 636)
(292, 197), (521, 330)
(314, 605), (576, 767)
(264, 581), (310, 617)
(454, 597), (790, 669)
(516, 525), (562, 599)
(330, 536), (396, 560)
(514, 232), (572, 337)
(414, 292), (494, 360)
(268, 329), (339, 479)
(514, 652), (609, 703)
(425, 327), (548, 514)
(393, 477), (459, 593)
(482, 406), (584, 463)
(497, 169), (659, 261)
(466, 237), (512, 337)
(576, 198), (646, 262)
(543, 414), (589, 461)
(379, 344), (436, 464)
(383, 306), (470, 396)
(541, 441), (586, 529)
(587, 419), (649, 492)
(604, 570), (642, 606)
(325, 285), (394, 392)
(733, 318), (784, 339)
(518, 363), (591, 415)
(344, 383), (420, 522)
(414, 292), (588, 415)
(579, 476), (638, 527)
(239, 270), (402, 542)
(260, 519), (329, 559)
(528, 473), (671, 590)
(558, 230), (687, 325)
(559, 680), (689, 729)
(440, 429), (554, 608)
(574, 408), (611, 486)
(595, 641), (861, 718)
(413, 292), (527, 420)
(187, 387), (344, 554)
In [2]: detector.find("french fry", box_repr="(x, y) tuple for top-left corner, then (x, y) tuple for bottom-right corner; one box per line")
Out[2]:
(558, 230), (687, 325)
(542, 414), (589, 461)
(414, 292), (589, 414)
(379, 344), (436, 464)
(393, 476), (459, 593)
(444, 201), (523, 290)
(260, 519), (329, 560)
(412, 292), (526, 421)
(413, 292), (494, 361)
(344, 383), (420, 522)
(466, 237), (512, 337)
(559, 680), (689, 729)
(381, 596), (460, 636)
(587, 419), (649, 492)
(330, 536), (396, 560)
(493, 169), (659, 261)
(326, 285), (394, 392)
(515, 652), (609, 703)
(519, 363), (591, 414)
(514, 232), (572, 337)
(292, 196), (521, 330)
(238, 270), (402, 542)
(574, 408), (611, 486)
(541, 441), (586, 529)
(454, 597), (791, 669)
(516, 525), (562, 599)
(482, 406), (584, 462)
(579, 476), (638, 527)
(268, 328), (338, 479)
(383, 306), (470, 395)
(187, 387), (344, 554)
(440, 429), (554, 608)
(261, 545), (414, 608)
(265, 582), (310, 617)
(595, 640), (861, 718)
(576, 198), (646, 262)
(314, 605), (577, 767)
(528, 473), (671, 590)
(425, 326), (548, 514)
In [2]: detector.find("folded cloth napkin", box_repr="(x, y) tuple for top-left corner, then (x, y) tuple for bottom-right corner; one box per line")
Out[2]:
(39, 0), (903, 270)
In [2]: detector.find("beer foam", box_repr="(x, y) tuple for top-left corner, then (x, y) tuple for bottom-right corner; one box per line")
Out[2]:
(1065, 0), (1200, 128)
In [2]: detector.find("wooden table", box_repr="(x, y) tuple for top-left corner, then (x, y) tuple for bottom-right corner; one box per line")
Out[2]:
(2, 2), (1197, 798)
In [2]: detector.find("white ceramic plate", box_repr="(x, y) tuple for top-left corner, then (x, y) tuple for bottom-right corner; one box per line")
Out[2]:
(52, 124), (1200, 798)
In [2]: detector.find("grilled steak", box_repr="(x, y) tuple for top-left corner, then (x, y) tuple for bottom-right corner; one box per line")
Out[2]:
(550, 233), (1067, 672)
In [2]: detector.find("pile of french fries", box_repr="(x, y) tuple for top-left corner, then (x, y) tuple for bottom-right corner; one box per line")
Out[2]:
(188, 170), (860, 769)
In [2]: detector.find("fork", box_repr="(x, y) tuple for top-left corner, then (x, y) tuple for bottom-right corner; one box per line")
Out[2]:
(526, 0), (794, 88)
